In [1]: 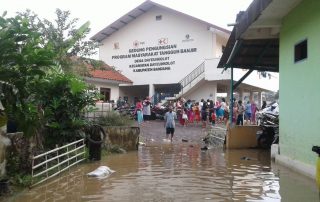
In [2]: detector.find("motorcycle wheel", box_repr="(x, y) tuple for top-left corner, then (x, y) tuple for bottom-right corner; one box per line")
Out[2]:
(150, 112), (156, 120)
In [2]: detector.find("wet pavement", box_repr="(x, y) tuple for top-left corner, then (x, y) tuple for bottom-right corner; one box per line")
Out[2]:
(2, 121), (319, 202)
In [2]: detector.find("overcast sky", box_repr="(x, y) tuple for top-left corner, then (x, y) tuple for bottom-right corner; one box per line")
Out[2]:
(1, 0), (253, 37)
(1, 0), (279, 91)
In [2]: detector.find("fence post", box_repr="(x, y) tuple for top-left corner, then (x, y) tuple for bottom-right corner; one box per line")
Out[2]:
(57, 145), (60, 173)
(67, 146), (70, 167)
(45, 154), (48, 178)
(75, 142), (77, 163)
(83, 139), (86, 160)
(31, 155), (34, 184)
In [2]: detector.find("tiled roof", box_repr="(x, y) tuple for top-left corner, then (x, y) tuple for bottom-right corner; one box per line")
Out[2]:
(68, 57), (132, 83)
(90, 69), (133, 83)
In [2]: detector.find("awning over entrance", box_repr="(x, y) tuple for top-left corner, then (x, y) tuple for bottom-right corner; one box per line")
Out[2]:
(216, 0), (295, 124)
(218, 24), (279, 72)
(216, 0), (303, 73)
(119, 83), (181, 104)
(218, 29), (279, 72)
(154, 83), (181, 94)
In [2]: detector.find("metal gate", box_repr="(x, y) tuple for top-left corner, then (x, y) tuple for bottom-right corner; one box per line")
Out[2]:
(31, 138), (86, 187)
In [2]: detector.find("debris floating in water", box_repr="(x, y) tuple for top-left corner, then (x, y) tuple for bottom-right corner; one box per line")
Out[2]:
(163, 138), (171, 142)
(87, 166), (115, 178)
(240, 157), (257, 161)
(138, 142), (146, 146)
(182, 139), (189, 142)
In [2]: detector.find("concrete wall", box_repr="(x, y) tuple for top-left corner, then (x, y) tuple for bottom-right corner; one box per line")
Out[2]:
(119, 86), (148, 104)
(204, 58), (230, 81)
(184, 81), (217, 102)
(226, 126), (259, 149)
(279, 0), (320, 166)
(99, 6), (227, 85)
(103, 126), (140, 151)
(216, 35), (228, 58)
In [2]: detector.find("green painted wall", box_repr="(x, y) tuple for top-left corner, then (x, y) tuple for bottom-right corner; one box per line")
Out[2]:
(280, 0), (320, 166)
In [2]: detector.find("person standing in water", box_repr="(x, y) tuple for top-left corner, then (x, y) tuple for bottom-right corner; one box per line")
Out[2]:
(135, 99), (144, 125)
(142, 96), (151, 121)
(164, 106), (177, 142)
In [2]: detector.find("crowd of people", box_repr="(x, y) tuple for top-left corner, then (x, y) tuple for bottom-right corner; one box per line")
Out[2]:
(134, 97), (152, 125)
(163, 97), (269, 142)
(116, 96), (152, 125)
(168, 97), (266, 128)
(117, 95), (267, 128)
(117, 96), (268, 142)
(172, 97), (228, 128)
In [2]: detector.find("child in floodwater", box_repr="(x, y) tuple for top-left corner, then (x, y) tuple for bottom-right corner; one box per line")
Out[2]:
(181, 109), (188, 127)
(211, 110), (216, 127)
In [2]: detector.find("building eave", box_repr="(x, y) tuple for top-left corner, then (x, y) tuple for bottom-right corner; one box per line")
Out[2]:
(218, 0), (303, 73)
(84, 77), (133, 85)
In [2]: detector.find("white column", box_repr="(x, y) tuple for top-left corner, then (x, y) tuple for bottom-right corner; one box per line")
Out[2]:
(148, 84), (155, 98)
(226, 85), (231, 103)
(212, 83), (217, 101)
(239, 90), (244, 103)
(258, 91), (262, 108)
(249, 91), (254, 101)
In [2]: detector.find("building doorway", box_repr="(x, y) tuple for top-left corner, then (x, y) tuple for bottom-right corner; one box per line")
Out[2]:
(100, 88), (111, 102)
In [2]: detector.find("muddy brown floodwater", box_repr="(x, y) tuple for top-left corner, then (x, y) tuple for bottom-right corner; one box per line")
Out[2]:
(2, 121), (320, 202)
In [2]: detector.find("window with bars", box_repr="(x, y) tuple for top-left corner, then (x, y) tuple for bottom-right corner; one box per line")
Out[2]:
(294, 39), (307, 63)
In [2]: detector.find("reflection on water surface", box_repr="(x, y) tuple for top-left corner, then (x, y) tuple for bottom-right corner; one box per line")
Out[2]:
(3, 121), (319, 201)
(4, 144), (319, 202)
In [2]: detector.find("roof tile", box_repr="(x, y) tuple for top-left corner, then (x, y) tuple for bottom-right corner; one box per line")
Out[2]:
(90, 69), (132, 83)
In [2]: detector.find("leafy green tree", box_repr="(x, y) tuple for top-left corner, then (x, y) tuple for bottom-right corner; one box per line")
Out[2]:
(0, 11), (55, 137)
(18, 9), (99, 74)
(0, 9), (99, 140)
(34, 66), (98, 148)
(0, 9), (103, 178)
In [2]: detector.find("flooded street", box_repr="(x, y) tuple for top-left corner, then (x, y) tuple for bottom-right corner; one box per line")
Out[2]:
(3, 121), (319, 202)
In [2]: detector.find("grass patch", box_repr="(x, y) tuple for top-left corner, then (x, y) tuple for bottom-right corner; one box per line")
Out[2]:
(96, 111), (134, 126)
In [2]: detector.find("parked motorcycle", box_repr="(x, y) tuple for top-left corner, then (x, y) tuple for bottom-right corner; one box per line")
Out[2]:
(256, 108), (279, 149)
(256, 102), (279, 125)
(115, 105), (136, 119)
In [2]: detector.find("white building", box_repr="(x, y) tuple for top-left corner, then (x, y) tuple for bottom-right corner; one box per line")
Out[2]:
(84, 66), (132, 102)
(91, 0), (278, 104)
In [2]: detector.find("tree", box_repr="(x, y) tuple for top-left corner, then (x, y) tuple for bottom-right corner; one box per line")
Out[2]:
(18, 9), (99, 74)
(0, 9), (99, 140)
(0, 9), (102, 177)
(0, 11), (55, 137)
(34, 66), (98, 148)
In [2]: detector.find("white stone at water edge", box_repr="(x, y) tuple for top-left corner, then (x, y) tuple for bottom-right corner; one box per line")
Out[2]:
(87, 166), (115, 177)
(271, 144), (279, 160)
